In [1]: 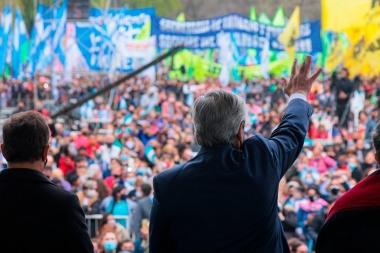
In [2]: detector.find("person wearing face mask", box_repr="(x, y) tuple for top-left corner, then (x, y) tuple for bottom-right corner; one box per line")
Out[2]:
(77, 179), (101, 238)
(100, 135), (121, 164)
(117, 239), (135, 253)
(77, 180), (101, 214)
(137, 122), (156, 146)
(161, 92), (179, 120)
(125, 138), (136, 150)
(134, 183), (153, 240)
(67, 174), (84, 194)
(297, 186), (327, 233)
(104, 158), (124, 192)
(106, 185), (130, 229)
(120, 153), (129, 166)
(87, 164), (109, 201)
(99, 230), (118, 253)
(140, 86), (159, 117)
(99, 214), (129, 242)
(94, 151), (110, 178)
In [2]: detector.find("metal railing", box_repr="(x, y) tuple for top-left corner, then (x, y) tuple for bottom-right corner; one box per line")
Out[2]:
(85, 214), (129, 237)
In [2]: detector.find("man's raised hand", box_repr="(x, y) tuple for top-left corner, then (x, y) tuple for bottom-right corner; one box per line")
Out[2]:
(282, 55), (323, 97)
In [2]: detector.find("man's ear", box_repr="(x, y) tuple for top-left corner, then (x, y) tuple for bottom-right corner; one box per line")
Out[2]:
(0, 143), (6, 159)
(375, 152), (380, 166)
(42, 145), (50, 162)
(237, 121), (245, 143)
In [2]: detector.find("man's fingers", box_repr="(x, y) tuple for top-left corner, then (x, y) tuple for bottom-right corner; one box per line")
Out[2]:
(304, 55), (312, 76)
(298, 58), (307, 75)
(291, 59), (297, 76)
(299, 55), (311, 76)
(309, 68), (323, 82)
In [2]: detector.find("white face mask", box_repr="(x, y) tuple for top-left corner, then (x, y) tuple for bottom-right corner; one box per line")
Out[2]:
(306, 151), (313, 159)
(136, 190), (143, 198)
(80, 176), (86, 184)
(87, 189), (96, 198)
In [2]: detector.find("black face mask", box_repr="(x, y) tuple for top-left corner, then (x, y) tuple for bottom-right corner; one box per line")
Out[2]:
(106, 143), (113, 148)
(309, 196), (316, 202)
(120, 194), (127, 200)
(330, 185), (341, 195)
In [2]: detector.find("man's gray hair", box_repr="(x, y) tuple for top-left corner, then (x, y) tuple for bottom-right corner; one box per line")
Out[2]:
(192, 90), (248, 147)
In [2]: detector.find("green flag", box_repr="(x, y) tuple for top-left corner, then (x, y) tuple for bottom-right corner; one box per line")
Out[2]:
(248, 7), (257, 66)
(135, 20), (151, 40)
(176, 12), (186, 22)
(272, 6), (286, 27)
(250, 7), (257, 21)
(258, 13), (271, 25)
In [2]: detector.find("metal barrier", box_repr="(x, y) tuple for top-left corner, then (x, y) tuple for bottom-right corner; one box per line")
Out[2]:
(85, 214), (130, 237)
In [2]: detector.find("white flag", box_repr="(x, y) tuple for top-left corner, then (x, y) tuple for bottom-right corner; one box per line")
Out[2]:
(260, 37), (270, 79)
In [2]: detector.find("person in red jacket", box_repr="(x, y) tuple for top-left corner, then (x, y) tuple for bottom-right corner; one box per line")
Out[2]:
(316, 122), (380, 252)
(315, 124), (329, 139)
(58, 146), (76, 176)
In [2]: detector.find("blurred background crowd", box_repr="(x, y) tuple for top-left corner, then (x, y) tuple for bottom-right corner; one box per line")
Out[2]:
(0, 67), (378, 253)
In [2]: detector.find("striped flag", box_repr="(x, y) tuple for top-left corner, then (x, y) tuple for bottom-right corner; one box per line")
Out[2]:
(144, 145), (156, 164)
(12, 7), (29, 78)
(0, 6), (12, 76)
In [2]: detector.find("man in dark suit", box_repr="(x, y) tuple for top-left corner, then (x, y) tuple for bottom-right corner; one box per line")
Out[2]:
(0, 111), (93, 253)
(149, 56), (321, 253)
(316, 121), (380, 253)
(134, 183), (153, 239)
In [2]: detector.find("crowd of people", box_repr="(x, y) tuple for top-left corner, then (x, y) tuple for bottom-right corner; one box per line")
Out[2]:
(0, 66), (379, 253)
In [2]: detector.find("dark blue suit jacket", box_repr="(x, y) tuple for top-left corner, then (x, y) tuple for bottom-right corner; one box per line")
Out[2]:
(149, 99), (313, 253)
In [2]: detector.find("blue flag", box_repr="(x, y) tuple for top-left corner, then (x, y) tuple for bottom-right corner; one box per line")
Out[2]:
(12, 7), (29, 78)
(0, 6), (12, 75)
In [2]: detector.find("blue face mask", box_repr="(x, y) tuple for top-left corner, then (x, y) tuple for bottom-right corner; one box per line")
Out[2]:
(305, 178), (314, 185)
(137, 168), (147, 175)
(104, 240), (117, 252)
(120, 154), (128, 162)
(348, 163), (357, 170)
(127, 177), (136, 186)
(96, 153), (102, 159)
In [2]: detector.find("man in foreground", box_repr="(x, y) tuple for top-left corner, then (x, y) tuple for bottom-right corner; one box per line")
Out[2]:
(316, 122), (380, 252)
(150, 56), (321, 252)
(0, 111), (93, 253)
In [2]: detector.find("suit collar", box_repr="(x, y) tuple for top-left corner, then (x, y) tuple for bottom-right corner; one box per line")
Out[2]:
(0, 168), (51, 183)
(199, 143), (236, 153)
(197, 143), (245, 167)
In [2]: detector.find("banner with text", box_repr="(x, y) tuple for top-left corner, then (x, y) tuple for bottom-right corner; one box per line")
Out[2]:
(152, 14), (322, 54)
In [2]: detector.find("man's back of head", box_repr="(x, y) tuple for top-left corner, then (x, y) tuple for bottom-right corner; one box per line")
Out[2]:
(1, 111), (50, 171)
(0, 111), (94, 252)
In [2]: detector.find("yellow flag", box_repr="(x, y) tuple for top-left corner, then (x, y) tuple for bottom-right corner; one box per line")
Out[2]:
(176, 12), (186, 22)
(344, 32), (368, 77)
(321, 0), (375, 31)
(326, 35), (344, 72)
(364, 29), (380, 70)
(279, 6), (300, 56)
(358, 5), (380, 26)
